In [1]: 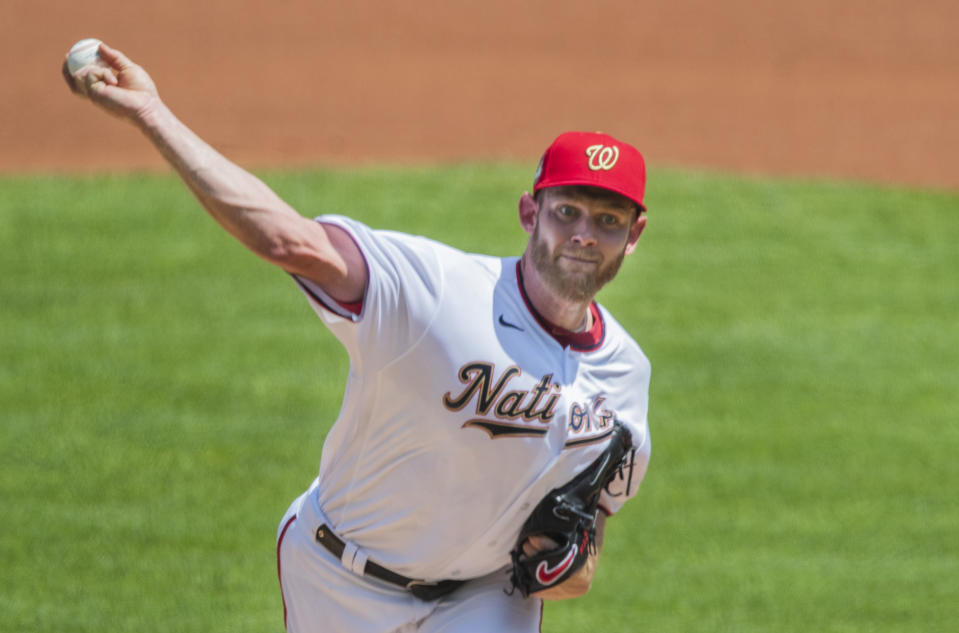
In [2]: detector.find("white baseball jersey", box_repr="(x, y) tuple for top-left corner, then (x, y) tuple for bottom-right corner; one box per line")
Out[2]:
(293, 215), (651, 583)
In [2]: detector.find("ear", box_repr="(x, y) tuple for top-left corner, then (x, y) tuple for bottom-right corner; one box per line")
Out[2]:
(518, 192), (538, 234)
(623, 213), (647, 255)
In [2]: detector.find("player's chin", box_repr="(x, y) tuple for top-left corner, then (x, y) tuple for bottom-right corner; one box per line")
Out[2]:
(555, 260), (603, 288)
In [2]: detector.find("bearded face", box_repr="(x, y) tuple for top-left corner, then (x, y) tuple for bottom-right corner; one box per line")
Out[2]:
(528, 220), (627, 303)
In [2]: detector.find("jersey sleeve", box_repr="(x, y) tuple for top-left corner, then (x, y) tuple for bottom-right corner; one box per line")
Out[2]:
(292, 215), (444, 372)
(599, 422), (651, 516)
(598, 346), (652, 516)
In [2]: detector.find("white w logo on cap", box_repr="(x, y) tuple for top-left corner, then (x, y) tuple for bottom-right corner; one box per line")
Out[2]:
(585, 144), (620, 171)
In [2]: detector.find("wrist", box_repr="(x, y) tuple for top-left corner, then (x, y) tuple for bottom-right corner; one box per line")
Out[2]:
(134, 94), (167, 131)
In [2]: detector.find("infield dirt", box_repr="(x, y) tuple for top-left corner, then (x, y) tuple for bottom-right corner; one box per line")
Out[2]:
(4, 1), (957, 189)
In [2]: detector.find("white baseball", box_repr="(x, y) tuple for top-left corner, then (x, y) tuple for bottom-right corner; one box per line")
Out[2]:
(66, 38), (107, 76)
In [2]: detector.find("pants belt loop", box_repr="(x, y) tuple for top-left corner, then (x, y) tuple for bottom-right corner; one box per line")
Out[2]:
(340, 540), (369, 576)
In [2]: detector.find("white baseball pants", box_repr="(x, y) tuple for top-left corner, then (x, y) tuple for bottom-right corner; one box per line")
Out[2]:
(276, 481), (543, 633)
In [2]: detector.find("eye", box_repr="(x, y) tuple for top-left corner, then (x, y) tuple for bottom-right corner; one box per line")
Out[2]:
(598, 214), (622, 227)
(554, 204), (578, 221)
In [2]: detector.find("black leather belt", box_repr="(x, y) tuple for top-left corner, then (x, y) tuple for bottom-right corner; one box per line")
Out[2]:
(315, 524), (464, 601)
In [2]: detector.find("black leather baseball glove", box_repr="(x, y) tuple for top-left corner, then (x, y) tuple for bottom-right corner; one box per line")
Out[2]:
(508, 420), (633, 597)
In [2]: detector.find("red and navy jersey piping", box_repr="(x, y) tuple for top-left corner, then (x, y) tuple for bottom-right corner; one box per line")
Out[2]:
(515, 261), (606, 351)
(291, 219), (368, 317)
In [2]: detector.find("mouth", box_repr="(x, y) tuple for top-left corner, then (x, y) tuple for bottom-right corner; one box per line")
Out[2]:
(558, 251), (601, 265)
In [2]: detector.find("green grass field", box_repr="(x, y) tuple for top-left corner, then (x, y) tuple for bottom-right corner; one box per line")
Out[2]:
(1, 165), (956, 632)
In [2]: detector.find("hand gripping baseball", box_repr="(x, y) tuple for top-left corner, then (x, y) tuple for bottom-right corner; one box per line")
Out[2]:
(62, 43), (159, 122)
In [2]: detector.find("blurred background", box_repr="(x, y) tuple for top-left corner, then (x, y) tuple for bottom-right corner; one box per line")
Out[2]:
(2, 0), (957, 188)
(2, 3), (957, 633)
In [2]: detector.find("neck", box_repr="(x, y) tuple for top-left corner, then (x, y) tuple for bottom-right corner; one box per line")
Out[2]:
(519, 254), (594, 332)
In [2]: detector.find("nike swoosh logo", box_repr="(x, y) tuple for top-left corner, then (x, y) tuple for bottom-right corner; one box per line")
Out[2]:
(535, 544), (579, 586)
(498, 314), (525, 331)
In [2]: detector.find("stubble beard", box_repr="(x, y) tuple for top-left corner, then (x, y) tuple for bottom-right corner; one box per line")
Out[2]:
(529, 224), (626, 303)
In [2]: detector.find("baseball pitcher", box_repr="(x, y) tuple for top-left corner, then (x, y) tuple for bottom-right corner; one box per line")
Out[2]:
(64, 42), (653, 633)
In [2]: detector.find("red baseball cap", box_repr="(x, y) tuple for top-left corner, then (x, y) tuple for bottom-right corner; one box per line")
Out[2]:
(533, 131), (647, 211)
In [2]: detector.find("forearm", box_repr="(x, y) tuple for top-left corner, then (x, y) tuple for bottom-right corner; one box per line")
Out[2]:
(64, 42), (364, 299)
(135, 96), (309, 263)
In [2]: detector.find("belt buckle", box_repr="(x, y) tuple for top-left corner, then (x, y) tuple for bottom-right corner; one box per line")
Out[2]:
(405, 579), (438, 590)
(406, 579), (464, 601)
(406, 580), (443, 601)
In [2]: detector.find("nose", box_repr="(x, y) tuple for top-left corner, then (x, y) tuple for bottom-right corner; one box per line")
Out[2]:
(570, 217), (598, 247)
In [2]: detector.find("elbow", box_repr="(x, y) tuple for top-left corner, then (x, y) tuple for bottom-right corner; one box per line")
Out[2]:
(244, 219), (363, 301)
(263, 238), (347, 287)
(229, 211), (327, 273)
(262, 238), (299, 267)
(262, 238), (321, 273)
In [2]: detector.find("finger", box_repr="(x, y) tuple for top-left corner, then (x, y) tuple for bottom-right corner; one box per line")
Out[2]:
(82, 64), (119, 86)
(521, 534), (560, 557)
(98, 43), (135, 71)
(76, 66), (118, 98)
(530, 535), (559, 550)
